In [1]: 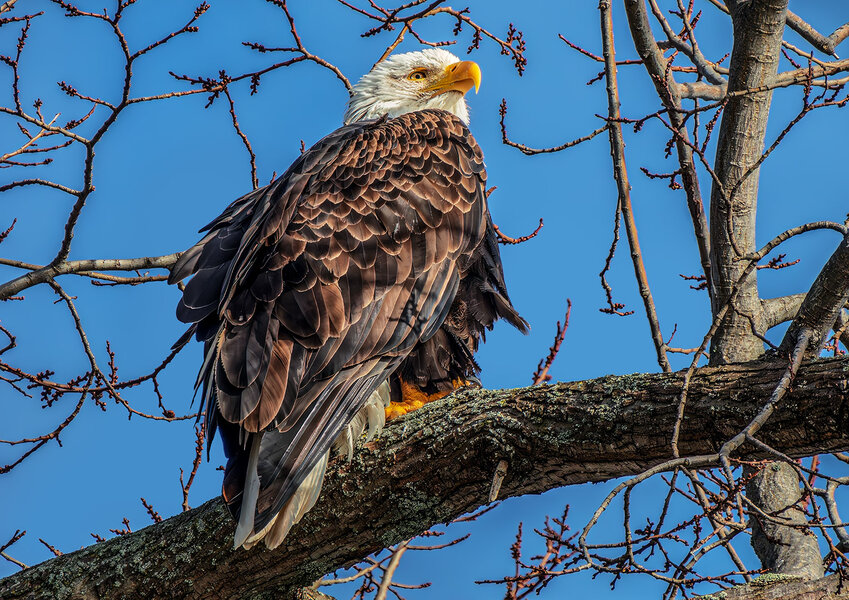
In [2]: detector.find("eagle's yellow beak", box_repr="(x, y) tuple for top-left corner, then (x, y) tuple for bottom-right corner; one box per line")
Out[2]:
(426, 61), (481, 96)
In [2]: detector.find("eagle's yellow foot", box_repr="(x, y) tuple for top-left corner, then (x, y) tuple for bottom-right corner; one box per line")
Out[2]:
(384, 379), (467, 421)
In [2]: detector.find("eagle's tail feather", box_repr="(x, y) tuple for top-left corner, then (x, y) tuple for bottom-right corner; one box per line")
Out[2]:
(247, 451), (329, 550)
(236, 381), (391, 550)
(233, 432), (264, 549)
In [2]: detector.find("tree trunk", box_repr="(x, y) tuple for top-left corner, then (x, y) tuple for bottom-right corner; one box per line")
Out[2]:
(2, 357), (848, 600)
(709, 0), (788, 364)
(706, 0), (822, 578)
(747, 462), (825, 580)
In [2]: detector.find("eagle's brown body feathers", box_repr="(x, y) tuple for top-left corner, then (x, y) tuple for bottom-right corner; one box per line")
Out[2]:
(171, 109), (524, 547)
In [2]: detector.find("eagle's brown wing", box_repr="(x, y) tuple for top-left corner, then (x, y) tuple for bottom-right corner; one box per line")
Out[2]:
(395, 211), (528, 395)
(170, 109), (493, 544)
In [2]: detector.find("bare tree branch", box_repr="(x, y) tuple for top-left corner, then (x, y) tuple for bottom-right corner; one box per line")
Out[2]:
(784, 14), (849, 57)
(2, 357), (849, 599)
(0, 253), (181, 300)
(600, 0), (671, 372)
(623, 0), (715, 303)
(706, 0), (849, 58)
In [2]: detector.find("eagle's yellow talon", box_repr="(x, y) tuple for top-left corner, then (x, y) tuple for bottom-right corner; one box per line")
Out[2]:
(384, 405), (407, 420)
(385, 378), (470, 421)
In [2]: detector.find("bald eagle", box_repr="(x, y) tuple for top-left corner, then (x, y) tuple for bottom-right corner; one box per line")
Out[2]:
(170, 48), (526, 550)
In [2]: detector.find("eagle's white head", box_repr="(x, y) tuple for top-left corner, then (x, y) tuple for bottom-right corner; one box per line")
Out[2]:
(344, 48), (481, 126)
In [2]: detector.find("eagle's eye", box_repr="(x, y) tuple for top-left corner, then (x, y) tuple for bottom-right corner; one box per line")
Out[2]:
(407, 69), (428, 81)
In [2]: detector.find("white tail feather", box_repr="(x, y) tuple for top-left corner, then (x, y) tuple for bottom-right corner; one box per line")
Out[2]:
(260, 452), (328, 549)
(242, 452), (329, 550)
(233, 433), (263, 549)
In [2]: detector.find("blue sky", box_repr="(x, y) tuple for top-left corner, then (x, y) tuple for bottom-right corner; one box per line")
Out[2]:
(2, 0), (848, 596)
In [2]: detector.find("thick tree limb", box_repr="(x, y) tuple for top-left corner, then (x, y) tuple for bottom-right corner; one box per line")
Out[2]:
(710, 1), (836, 577)
(706, 1), (849, 62)
(3, 357), (849, 600)
(780, 234), (849, 357)
(696, 573), (849, 600)
(762, 293), (806, 330)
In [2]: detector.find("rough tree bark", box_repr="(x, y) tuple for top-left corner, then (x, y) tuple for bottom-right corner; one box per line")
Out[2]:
(747, 463), (825, 581)
(2, 357), (848, 600)
(696, 573), (849, 600)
